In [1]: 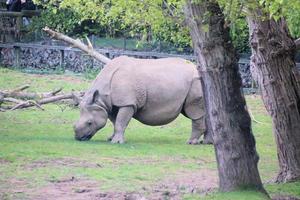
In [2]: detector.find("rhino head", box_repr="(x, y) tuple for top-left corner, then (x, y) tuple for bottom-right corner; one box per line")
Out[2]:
(74, 90), (108, 141)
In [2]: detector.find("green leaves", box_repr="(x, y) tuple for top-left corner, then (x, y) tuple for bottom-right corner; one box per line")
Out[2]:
(31, 0), (300, 53)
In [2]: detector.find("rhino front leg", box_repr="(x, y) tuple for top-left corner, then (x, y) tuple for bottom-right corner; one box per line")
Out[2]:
(107, 116), (116, 141)
(187, 116), (206, 145)
(111, 106), (134, 144)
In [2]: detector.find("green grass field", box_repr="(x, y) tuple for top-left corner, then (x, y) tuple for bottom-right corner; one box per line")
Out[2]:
(0, 68), (299, 200)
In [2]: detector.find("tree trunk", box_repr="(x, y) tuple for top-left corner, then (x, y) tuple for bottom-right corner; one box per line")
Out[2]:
(184, 0), (265, 192)
(203, 84), (213, 144)
(247, 15), (300, 183)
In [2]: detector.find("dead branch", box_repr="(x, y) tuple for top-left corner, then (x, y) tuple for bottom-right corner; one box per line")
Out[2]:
(11, 84), (30, 93)
(10, 100), (44, 111)
(0, 85), (85, 111)
(247, 106), (266, 124)
(5, 92), (84, 110)
(3, 97), (24, 104)
(43, 27), (111, 64)
(1, 87), (63, 100)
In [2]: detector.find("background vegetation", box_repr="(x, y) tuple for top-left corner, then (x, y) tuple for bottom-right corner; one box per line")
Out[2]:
(30, 0), (300, 54)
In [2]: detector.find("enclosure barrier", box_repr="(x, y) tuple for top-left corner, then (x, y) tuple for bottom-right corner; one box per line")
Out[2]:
(0, 42), (196, 68)
(0, 42), (266, 91)
(0, 10), (40, 42)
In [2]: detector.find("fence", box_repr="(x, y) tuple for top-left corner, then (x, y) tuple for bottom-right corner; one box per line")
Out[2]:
(0, 41), (256, 89)
(0, 10), (40, 42)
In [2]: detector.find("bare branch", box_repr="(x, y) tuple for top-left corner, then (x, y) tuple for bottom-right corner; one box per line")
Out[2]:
(11, 84), (30, 93)
(85, 36), (93, 49)
(1, 87), (63, 100)
(3, 97), (24, 104)
(0, 85), (85, 111)
(43, 27), (111, 64)
(7, 92), (84, 110)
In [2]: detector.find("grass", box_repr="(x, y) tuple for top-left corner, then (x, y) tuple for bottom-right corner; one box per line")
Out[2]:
(0, 68), (299, 199)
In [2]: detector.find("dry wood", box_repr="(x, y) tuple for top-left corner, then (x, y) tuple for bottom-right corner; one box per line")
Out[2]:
(43, 27), (111, 64)
(11, 84), (30, 93)
(4, 92), (84, 110)
(3, 97), (24, 104)
(10, 100), (44, 111)
(247, 106), (266, 124)
(0, 85), (85, 111)
(1, 87), (63, 100)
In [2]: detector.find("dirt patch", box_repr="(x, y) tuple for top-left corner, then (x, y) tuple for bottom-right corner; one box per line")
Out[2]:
(0, 158), (11, 165)
(7, 158), (218, 200)
(272, 195), (300, 200)
(28, 176), (148, 200)
(29, 169), (218, 200)
(143, 169), (218, 199)
(24, 157), (103, 169)
(0, 178), (31, 199)
(1, 168), (218, 200)
(30, 177), (104, 200)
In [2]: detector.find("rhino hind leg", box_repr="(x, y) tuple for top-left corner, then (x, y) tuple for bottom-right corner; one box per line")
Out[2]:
(187, 116), (206, 145)
(111, 106), (134, 144)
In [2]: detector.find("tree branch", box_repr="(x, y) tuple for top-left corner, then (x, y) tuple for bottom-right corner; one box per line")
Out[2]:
(7, 92), (84, 110)
(0, 85), (85, 111)
(43, 27), (111, 64)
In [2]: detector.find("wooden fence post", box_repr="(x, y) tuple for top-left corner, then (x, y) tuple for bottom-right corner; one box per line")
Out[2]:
(15, 16), (22, 42)
(59, 49), (64, 70)
(14, 46), (21, 68)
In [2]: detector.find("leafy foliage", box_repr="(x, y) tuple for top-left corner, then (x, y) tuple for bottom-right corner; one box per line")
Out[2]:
(31, 0), (300, 53)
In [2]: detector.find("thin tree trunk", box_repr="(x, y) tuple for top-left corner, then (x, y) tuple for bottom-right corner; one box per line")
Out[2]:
(184, 0), (265, 192)
(248, 15), (300, 183)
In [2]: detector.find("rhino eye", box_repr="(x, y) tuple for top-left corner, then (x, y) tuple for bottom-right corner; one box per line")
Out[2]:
(87, 120), (92, 126)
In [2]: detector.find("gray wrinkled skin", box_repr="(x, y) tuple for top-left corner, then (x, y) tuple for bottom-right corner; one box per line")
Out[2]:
(74, 56), (206, 144)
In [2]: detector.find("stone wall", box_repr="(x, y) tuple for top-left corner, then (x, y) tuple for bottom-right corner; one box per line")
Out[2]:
(0, 47), (103, 72)
(0, 44), (254, 87)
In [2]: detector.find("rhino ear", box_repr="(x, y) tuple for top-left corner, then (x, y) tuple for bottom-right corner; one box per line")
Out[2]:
(91, 90), (99, 104)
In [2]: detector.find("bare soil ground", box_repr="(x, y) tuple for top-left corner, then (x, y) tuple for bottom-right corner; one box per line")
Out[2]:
(1, 157), (218, 200)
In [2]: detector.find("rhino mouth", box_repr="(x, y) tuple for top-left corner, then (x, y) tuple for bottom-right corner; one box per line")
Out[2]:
(76, 135), (92, 141)
(75, 131), (95, 141)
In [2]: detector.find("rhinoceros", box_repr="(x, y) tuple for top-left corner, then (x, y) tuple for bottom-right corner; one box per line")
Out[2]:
(74, 56), (205, 144)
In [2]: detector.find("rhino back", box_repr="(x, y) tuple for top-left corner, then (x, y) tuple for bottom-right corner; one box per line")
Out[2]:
(108, 56), (198, 125)
(88, 56), (199, 125)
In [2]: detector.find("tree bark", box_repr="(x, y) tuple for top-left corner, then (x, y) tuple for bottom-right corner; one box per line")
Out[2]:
(184, 0), (265, 192)
(247, 15), (300, 183)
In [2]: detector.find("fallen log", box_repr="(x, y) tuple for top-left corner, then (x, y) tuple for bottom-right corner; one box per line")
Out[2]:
(7, 92), (84, 110)
(1, 87), (63, 100)
(2, 92), (84, 111)
(0, 85), (84, 111)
